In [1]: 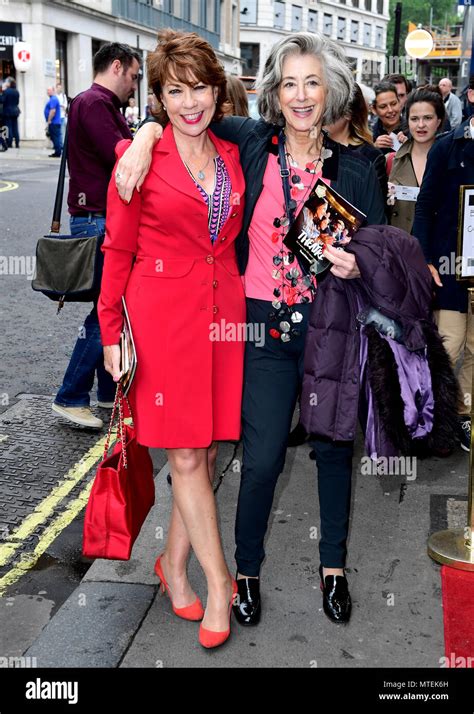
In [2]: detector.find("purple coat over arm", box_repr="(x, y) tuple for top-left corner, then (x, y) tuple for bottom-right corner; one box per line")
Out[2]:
(300, 225), (458, 456)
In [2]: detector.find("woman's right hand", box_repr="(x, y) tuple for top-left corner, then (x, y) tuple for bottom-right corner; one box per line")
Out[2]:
(428, 263), (443, 287)
(115, 122), (164, 202)
(103, 345), (123, 382)
(374, 134), (394, 150)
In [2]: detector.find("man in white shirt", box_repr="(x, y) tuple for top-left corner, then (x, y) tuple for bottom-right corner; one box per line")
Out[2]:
(438, 77), (463, 129)
(56, 83), (68, 142)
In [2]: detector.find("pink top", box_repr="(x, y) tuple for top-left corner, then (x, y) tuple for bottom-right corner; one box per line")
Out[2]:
(244, 152), (330, 303)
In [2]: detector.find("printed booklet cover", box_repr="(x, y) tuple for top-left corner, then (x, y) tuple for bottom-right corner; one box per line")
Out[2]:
(283, 178), (366, 275)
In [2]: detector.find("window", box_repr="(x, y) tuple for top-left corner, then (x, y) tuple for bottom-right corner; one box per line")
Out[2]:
(308, 9), (317, 32)
(240, 0), (257, 24)
(323, 13), (333, 37)
(292, 5), (302, 31)
(350, 20), (359, 43)
(365, 0), (371, 10)
(375, 26), (384, 49)
(206, 0), (215, 30)
(337, 17), (346, 41)
(55, 30), (68, 93)
(340, 0), (346, 4)
(274, 0), (285, 29)
(241, 42), (260, 74)
(352, 0), (359, 6)
(182, 0), (190, 20)
(377, 0), (384, 13)
(364, 23), (371, 47)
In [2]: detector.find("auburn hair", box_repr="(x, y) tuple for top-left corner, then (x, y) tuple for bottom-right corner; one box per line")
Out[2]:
(147, 29), (228, 125)
(347, 84), (373, 145)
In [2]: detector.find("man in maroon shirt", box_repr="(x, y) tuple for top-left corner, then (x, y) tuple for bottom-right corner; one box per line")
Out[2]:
(52, 43), (140, 429)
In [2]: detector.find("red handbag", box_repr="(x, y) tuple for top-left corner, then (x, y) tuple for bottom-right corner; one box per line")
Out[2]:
(82, 384), (155, 560)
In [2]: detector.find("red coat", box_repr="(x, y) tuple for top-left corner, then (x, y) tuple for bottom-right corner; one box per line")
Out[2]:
(98, 125), (246, 448)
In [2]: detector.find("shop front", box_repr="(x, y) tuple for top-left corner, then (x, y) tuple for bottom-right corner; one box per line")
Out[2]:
(0, 22), (22, 83)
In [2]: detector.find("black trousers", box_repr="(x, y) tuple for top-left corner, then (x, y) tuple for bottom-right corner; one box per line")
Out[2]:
(235, 298), (354, 577)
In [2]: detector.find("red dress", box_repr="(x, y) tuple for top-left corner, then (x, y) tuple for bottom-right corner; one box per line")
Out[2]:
(98, 125), (246, 448)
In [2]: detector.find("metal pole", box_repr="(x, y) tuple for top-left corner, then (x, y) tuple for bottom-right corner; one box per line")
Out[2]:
(470, 7), (474, 78)
(136, 34), (141, 119)
(393, 2), (402, 59)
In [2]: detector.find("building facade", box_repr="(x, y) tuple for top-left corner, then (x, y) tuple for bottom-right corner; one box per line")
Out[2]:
(240, 0), (389, 85)
(1, 0), (242, 144)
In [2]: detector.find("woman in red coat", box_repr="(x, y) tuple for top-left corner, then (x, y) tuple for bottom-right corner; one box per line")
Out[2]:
(98, 30), (245, 649)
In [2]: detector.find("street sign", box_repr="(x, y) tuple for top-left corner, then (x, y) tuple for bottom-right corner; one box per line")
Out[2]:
(405, 29), (434, 58)
(13, 41), (32, 71)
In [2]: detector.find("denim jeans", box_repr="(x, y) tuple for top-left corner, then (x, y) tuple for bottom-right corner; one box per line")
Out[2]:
(54, 215), (116, 408)
(49, 123), (62, 156)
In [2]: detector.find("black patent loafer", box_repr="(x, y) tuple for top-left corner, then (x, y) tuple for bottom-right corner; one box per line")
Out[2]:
(233, 577), (261, 626)
(319, 564), (351, 624)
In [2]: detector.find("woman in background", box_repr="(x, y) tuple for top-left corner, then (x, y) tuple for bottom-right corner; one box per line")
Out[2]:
(388, 86), (445, 234)
(372, 81), (408, 154)
(325, 83), (387, 217)
(225, 74), (249, 117)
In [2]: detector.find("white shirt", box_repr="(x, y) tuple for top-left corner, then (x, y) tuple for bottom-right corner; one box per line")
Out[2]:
(57, 92), (68, 120)
(469, 118), (474, 140)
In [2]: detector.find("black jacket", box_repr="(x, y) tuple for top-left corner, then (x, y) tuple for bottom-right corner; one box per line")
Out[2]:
(210, 117), (387, 274)
(2, 88), (20, 118)
(412, 118), (474, 313)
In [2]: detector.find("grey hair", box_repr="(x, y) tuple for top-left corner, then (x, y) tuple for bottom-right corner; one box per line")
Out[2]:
(256, 32), (355, 126)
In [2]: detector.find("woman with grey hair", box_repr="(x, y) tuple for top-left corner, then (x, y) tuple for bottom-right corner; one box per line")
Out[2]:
(113, 31), (386, 627)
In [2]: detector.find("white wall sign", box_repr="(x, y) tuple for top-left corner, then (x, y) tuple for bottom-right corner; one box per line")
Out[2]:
(13, 41), (32, 72)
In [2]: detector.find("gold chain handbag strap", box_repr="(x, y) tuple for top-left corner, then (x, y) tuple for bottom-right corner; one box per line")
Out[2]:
(103, 382), (131, 469)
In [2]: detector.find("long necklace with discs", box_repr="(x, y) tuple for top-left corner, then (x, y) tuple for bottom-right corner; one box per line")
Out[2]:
(269, 143), (324, 343)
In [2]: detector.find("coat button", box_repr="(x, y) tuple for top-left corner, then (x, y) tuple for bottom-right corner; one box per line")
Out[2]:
(213, 305), (219, 314)
(221, 235), (227, 241)
(231, 212), (238, 218)
(213, 280), (218, 288)
(206, 255), (214, 264)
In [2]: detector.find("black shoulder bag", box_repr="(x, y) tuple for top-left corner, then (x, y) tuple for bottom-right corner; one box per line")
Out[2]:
(31, 112), (105, 313)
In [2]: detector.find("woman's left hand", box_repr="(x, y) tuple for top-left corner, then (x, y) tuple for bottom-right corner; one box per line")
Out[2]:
(324, 244), (361, 279)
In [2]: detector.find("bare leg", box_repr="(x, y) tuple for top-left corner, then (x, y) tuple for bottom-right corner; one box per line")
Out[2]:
(159, 443), (218, 608)
(167, 446), (233, 632)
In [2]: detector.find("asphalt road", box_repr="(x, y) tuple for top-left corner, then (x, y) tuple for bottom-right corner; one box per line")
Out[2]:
(0, 154), (93, 413)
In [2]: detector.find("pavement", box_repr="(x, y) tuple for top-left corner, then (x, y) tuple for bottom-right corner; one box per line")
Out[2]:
(0, 151), (470, 669)
(0, 143), (62, 162)
(1, 406), (468, 669)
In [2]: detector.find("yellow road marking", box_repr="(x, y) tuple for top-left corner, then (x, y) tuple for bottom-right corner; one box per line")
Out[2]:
(0, 479), (95, 597)
(0, 180), (19, 193)
(0, 432), (115, 567)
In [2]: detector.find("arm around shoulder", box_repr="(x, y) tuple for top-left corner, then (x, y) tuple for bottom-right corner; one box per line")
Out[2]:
(98, 140), (141, 345)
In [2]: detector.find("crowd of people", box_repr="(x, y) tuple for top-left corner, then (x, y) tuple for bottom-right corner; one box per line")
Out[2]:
(28, 30), (474, 649)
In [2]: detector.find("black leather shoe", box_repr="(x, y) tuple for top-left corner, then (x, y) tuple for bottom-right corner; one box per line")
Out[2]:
(287, 422), (309, 447)
(233, 577), (261, 626)
(319, 565), (351, 624)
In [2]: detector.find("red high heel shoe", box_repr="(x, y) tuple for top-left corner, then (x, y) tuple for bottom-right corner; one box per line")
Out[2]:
(154, 555), (204, 621)
(199, 578), (238, 649)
